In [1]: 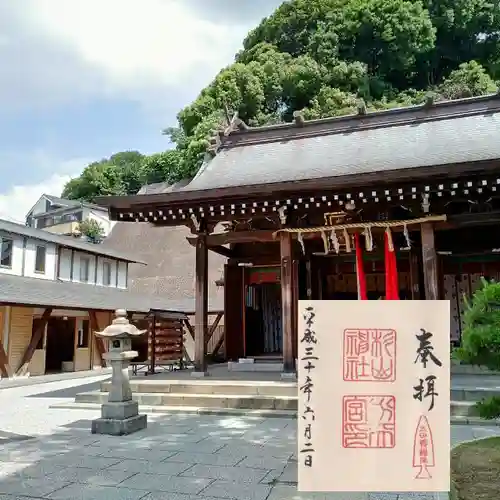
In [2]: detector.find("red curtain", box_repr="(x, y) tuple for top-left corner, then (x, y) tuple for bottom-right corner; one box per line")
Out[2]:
(354, 233), (368, 300)
(384, 232), (399, 300)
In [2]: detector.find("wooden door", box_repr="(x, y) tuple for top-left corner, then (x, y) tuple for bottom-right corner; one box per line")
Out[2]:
(74, 318), (91, 371)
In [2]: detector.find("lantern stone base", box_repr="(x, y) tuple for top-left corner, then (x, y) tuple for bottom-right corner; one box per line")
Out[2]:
(92, 413), (147, 436)
(91, 401), (147, 436)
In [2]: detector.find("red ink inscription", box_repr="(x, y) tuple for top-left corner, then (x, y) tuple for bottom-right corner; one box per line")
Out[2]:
(412, 415), (435, 479)
(343, 328), (396, 382)
(342, 395), (396, 448)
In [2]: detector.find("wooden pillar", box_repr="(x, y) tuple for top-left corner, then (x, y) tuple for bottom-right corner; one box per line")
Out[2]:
(421, 223), (439, 300)
(280, 232), (295, 372)
(194, 234), (208, 373)
(16, 308), (52, 376)
(89, 311), (106, 368)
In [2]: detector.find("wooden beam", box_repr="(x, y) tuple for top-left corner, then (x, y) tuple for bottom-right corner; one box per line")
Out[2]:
(16, 308), (52, 376)
(0, 344), (12, 378)
(449, 211), (500, 228)
(207, 311), (223, 342)
(194, 233), (208, 372)
(211, 326), (225, 357)
(89, 311), (106, 368)
(186, 238), (234, 258)
(210, 245), (234, 258)
(189, 230), (276, 247)
(421, 223), (439, 300)
(280, 232), (295, 373)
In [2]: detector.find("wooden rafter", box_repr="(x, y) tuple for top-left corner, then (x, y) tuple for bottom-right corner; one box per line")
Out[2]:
(89, 311), (106, 368)
(16, 308), (52, 376)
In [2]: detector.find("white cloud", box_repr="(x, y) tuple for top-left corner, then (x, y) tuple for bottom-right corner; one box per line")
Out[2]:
(0, 0), (255, 110)
(0, 158), (88, 222)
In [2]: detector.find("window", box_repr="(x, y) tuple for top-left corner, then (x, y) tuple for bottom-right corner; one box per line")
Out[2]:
(77, 319), (89, 348)
(35, 245), (46, 274)
(80, 257), (90, 282)
(63, 212), (82, 222)
(0, 237), (13, 268)
(103, 261), (112, 286)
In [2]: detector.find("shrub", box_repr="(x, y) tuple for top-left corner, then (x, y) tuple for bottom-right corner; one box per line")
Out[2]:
(454, 278), (500, 371)
(475, 397), (500, 420)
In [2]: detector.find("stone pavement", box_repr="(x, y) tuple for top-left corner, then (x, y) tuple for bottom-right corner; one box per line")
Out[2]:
(1, 376), (500, 500)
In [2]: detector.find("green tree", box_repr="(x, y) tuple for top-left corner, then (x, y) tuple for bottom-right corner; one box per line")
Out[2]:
(62, 0), (500, 200)
(76, 218), (105, 243)
(437, 60), (498, 99)
(62, 161), (125, 201)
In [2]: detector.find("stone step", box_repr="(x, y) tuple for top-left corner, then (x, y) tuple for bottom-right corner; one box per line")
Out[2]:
(450, 400), (478, 417)
(76, 389), (481, 417)
(227, 362), (284, 372)
(50, 401), (297, 418)
(451, 364), (500, 376)
(99, 380), (500, 401)
(451, 387), (500, 402)
(77, 391), (298, 410)
(100, 380), (297, 397)
(50, 401), (495, 425)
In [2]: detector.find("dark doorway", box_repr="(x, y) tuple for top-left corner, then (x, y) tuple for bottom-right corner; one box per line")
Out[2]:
(45, 318), (76, 373)
(244, 283), (282, 357)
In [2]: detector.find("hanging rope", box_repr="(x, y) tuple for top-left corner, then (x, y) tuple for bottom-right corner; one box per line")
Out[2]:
(297, 232), (305, 255)
(363, 226), (373, 251)
(321, 230), (329, 254)
(403, 223), (411, 248)
(330, 229), (340, 254)
(343, 228), (352, 252)
(273, 214), (446, 237)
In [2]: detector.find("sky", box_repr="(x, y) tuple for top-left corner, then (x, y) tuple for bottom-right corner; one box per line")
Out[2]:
(0, 0), (283, 222)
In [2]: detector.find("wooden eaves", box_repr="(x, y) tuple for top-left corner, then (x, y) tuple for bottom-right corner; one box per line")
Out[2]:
(100, 159), (500, 217)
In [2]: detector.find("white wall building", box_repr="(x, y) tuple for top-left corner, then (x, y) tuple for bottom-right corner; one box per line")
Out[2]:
(0, 218), (186, 378)
(25, 194), (116, 238)
(0, 219), (130, 287)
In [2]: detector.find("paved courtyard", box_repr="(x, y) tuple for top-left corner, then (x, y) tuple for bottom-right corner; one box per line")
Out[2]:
(1, 375), (500, 500)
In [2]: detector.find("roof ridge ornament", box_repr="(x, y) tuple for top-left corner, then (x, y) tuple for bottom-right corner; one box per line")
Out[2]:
(357, 99), (367, 116)
(224, 111), (249, 136)
(293, 110), (306, 126)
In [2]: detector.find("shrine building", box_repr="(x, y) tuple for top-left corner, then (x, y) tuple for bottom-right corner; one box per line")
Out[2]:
(97, 93), (500, 376)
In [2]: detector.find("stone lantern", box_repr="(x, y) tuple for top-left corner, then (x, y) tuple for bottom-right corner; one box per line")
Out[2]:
(91, 309), (148, 435)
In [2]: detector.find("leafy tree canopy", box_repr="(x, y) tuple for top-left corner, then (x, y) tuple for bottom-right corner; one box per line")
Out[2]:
(63, 0), (500, 203)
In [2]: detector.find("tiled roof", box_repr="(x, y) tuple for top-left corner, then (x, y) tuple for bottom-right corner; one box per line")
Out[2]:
(101, 222), (225, 312)
(97, 93), (500, 206)
(0, 274), (197, 313)
(184, 107), (500, 192)
(0, 218), (145, 264)
(44, 195), (80, 208)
